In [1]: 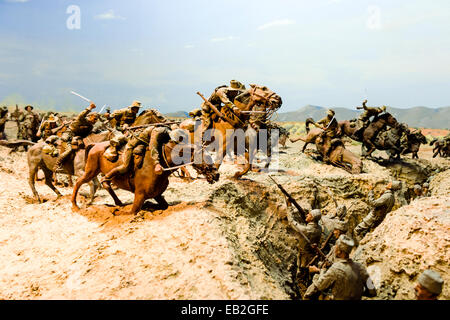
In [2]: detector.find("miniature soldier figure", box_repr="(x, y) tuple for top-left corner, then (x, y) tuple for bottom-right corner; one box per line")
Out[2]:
(304, 235), (377, 300)
(354, 181), (401, 240)
(415, 269), (444, 300)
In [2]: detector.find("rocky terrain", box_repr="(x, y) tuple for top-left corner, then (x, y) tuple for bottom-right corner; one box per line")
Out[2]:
(0, 137), (448, 300)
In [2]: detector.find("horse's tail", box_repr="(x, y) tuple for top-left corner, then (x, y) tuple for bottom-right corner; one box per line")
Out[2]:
(429, 138), (437, 146)
(305, 118), (315, 133)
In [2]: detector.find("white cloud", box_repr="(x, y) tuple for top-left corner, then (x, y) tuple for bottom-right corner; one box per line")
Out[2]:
(210, 36), (238, 42)
(257, 19), (295, 31)
(94, 9), (125, 21)
(184, 44), (195, 49)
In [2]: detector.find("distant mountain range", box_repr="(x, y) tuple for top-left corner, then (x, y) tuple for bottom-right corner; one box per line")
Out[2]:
(164, 105), (450, 129)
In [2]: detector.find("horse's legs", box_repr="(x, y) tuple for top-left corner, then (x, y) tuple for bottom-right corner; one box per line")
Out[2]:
(72, 166), (100, 210)
(68, 174), (74, 187)
(302, 142), (309, 153)
(129, 191), (146, 215)
(87, 177), (100, 205)
(154, 194), (169, 210)
(102, 181), (123, 207)
(180, 167), (193, 182)
(28, 162), (41, 203)
(42, 167), (63, 199)
(363, 139), (376, 158)
(233, 150), (252, 179)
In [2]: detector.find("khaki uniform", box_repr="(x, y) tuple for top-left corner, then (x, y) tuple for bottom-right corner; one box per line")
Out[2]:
(354, 189), (395, 237)
(112, 107), (139, 130)
(55, 107), (96, 169)
(201, 85), (245, 129)
(287, 207), (322, 268)
(18, 110), (39, 141)
(354, 102), (386, 135)
(305, 258), (372, 300)
(39, 120), (59, 140)
(103, 126), (170, 181)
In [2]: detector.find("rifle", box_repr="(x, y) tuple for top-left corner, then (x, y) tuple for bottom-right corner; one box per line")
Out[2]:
(126, 121), (180, 131)
(307, 229), (335, 267)
(268, 175), (307, 223)
(196, 92), (240, 127)
(240, 110), (267, 114)
(11, 104), (21, 127)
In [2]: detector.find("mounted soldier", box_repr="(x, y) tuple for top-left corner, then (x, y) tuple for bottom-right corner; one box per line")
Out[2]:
(111, 100), (142, 131)
(311, 109), (340, 162)
(54, 103), (99, 171)
(352, 100), (387, 137)
(101, 126), (171, 182)
(200, 80), (246, 132)
(36, 113), (60, 140)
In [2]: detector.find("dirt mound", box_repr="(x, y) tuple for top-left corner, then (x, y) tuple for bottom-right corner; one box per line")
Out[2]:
(353, 196), (450, 300)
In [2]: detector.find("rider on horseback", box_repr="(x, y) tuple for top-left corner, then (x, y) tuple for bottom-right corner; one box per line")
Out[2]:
(200, 80), (246, 130)
(353, 100), (387, 137)
(313, 109), (340, 162)
(101, 126), (171, 183)
(111, 101), (142, 131)
(54, 103), (98, 171)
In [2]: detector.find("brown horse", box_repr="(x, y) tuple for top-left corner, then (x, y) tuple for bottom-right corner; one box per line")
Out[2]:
(338, 113), (399, 158)
(291, 128), (362, 174)
(430, 138), (450, 158)
(26, 131), (112, 203)
(180, 84), (282, 179)
(400, 131), (427, 159)
(71, 139), (220, 215)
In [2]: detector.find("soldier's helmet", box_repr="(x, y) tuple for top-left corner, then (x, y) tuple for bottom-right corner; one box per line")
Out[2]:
(130, 101), (142, 109)
(189, 108), (202, 118)
(390, 180), (402, 191)
(381, 105), (387, 112)
(47, 113), (55, 121)
(327, 109), (335, 116)
(418, 270), (444, 296)
(336, 235), (355, 254)
(310, 209), (322, 222)
(25, 105), (34, 111)
(230, 80), (245, 90)
(423, 183), (429, 188)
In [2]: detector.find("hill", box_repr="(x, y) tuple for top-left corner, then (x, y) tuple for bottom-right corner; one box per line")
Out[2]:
(275, 105), (450, 129)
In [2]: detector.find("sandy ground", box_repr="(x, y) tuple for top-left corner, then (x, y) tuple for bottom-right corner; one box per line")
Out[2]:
(0, 131), (448, 299)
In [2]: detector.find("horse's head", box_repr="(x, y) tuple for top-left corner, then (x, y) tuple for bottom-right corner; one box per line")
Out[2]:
(415, 131), (427, 144)
(165, 130), (220, 184)
(191, 150), (220, 184)
(248, 84), (282, 111)
(378, 112), (398, 127)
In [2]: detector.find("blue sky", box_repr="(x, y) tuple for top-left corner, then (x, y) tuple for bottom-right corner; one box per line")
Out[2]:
(0, 0), (449, 112)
